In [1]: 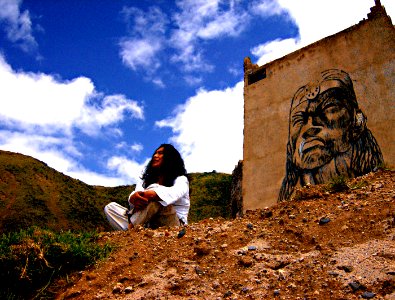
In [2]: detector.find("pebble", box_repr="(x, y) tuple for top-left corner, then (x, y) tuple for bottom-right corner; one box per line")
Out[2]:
(319, 217), (331, 225)
(338, 265), (353, 273)
(261, 210), (273, 218)
(362, 291), (376, 299)
(212, 280), (220, 289)
(195, 266), (204, 276)
(177, 227), (186, 238)
(274, 289), (280, 296)
(238, 256), (254, 267)
(348, 281), (361, 292)
(112, 283), (123, 294)
(328, 271), (339, 277)
(248, 245), (257, 251)
(223, 290), (232, 297)
(124, 286), (133, 294)
(247, 223), (254, 229)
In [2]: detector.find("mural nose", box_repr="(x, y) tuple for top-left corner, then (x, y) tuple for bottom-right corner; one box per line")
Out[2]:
(301, 116), (322, 139)
(302, 125), (322, 139)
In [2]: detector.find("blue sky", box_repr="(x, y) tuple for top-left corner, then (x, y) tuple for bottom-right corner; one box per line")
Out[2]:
(0, 0), (394, 186)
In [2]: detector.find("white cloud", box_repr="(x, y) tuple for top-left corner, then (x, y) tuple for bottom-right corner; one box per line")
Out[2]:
(156, 81), (244, 173)
(252, 38), (299, 64)
(120, 38), (162, 71)
(0, 0), (37, 52)
(184, 75), (203, 86)
(250, 0), (287, 17)
(119, 6), (167, 74)
(0, 53), (146, 186)
(131, 143), (143, 152)
(253, 0), (395, 65)
(0, 130), (133, 186)
(120, 0), (249, 79)
(107, 156), (148, 184)
(0, 55), (144, 136)
(67, 169), (128, 187)
(170, 0), (248, 72)
(77, 94), (144, 136)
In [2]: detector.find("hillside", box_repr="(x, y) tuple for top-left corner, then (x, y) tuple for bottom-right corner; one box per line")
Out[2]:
(0, 150), (232, 233)
(0, 150), (132, 233)
(54, 169), (395, 300)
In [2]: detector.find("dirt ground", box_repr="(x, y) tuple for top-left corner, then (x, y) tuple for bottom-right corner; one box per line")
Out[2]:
(55, 169), (394, 300)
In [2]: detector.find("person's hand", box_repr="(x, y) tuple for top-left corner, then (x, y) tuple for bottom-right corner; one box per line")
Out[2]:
(129, 192), (150, 211)
(143, 190), (160, 202)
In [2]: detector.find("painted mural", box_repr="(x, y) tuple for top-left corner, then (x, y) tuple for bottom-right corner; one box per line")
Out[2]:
(278, 69), (383, 201)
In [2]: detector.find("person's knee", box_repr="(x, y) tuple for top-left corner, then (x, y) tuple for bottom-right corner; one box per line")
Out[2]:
(104, 202), (115, 214)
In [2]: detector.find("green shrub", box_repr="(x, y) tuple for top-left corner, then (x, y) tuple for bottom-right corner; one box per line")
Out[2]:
(0, 227), (113, 299)
(189, 172), (232, 222)
(325, 175), (349, 193)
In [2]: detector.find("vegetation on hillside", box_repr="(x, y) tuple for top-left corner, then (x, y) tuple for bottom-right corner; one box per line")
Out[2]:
(188, 171), (232, 222)
(0, 150), (233, 233)
(0, 150), (133, 233)
(0, 150), (233, 299)
(0, 227), (112, 299)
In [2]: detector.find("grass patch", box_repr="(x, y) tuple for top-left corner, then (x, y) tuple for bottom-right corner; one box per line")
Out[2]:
(0, 227), (113, 299)
(325, 175), (350, 193)
(349, 180), (370, 190)
(376, 161), (393, 171)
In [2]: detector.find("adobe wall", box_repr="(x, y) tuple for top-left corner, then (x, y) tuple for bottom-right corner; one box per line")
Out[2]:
(243, 4), (395, 210)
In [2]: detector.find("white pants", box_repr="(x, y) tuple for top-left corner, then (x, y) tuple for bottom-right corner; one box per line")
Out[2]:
(104, 202), (180, 230)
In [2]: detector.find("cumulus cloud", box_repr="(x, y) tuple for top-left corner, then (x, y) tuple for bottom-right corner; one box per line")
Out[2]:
(77, 94), (144, 136)
(0, 55), (144, 135)
(131, 143), (143, 152)
(120, 0), (249, 82)
(169, 0), (248, 72)
(0, 0), (37, 52)
(156, 81), (244, 173)
(249, 0), (288, 17)
(0, 130), (148, 187)
(253, 0), (395, 65)
(107, 156), (148, 184)
(119, 6), (168, 79)
(0, 53), (145, 186)
(120, 39), (162, 72)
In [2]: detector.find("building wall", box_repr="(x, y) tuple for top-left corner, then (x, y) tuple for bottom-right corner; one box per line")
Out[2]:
(243, 4), (395, 210)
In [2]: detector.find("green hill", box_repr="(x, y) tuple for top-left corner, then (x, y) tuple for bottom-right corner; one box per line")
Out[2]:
(0, 150), (232, 234)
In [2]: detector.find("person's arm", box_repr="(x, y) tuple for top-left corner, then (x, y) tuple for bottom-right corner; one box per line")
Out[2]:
(128, 181), (144, 203)
(148, 176), (189, 206)
(128, 182), (151, 210)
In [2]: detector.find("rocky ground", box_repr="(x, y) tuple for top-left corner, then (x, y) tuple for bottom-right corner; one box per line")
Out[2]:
(55, 169), (394, 300)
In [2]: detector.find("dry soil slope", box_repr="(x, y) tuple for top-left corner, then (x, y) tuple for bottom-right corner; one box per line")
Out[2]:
(57, 169), (395, 300)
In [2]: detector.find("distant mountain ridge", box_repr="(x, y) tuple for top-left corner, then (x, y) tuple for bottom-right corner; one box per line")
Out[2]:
(0, 150), (232, 233)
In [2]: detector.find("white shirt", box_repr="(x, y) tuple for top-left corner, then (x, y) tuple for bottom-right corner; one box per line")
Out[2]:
(128, 175), (190, 224)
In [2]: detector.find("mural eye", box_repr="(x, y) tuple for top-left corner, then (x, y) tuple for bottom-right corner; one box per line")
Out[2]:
(322, 103), (340, 114)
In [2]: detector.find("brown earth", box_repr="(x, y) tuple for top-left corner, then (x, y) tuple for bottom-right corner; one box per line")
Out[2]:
(55, 170), (394, 300)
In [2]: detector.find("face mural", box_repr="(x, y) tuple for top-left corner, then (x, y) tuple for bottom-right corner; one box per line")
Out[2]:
(279, 69), (383, 201)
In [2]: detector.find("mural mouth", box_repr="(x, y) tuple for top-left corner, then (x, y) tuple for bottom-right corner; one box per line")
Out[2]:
(299, 138), (325, 154)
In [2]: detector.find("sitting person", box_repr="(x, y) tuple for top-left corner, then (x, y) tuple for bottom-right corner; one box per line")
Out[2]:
(104, 144), (190, 230)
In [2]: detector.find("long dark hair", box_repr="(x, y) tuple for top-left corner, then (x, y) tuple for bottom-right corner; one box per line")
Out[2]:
(141, 144), (187, 188)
